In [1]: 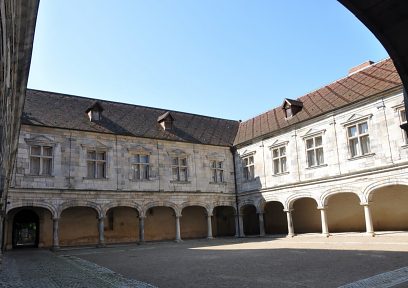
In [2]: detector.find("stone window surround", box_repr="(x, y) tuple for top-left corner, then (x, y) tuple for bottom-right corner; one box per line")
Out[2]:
(342, 114), (373, 159)
(24, 135), (56, 177)
(81, 143), (111, 180)
(303, 132), (325, 168)
(393, 104), (408, 145)
(242, 151), (255, 181)
(169, 149), (189, 183)
(210, 160), (224, 184)
(269, 141), (288, 176)
(128, 146), (153, 182)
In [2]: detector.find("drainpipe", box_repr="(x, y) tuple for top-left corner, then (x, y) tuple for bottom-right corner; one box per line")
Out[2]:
(230, 146), (240, 237)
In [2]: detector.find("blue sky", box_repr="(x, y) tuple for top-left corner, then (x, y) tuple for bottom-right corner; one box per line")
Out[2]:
(28, 1), (388, 121)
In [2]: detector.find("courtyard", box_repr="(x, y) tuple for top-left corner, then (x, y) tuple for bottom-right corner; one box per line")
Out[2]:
(1, 233), (408, 287)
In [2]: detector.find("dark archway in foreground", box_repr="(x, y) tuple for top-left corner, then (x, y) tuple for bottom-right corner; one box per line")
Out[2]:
(213, 206), (235, 237)
(242, 204), (259, 236)
(12, 209), (39, 248)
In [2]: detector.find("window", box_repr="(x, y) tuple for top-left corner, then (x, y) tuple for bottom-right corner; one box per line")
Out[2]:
(29, 145), (53, 175)
(211, 160), (224, 183)
(305, 136), (324, 167)
(172, 157), (188, 181)
(132, 154), (150, 180)
(399, 109), (408, 143)
(243, 155), (254, 180)
(87, 150), (106, 178)
(347, 121), (370, 157)
(272, 146), (287, 174)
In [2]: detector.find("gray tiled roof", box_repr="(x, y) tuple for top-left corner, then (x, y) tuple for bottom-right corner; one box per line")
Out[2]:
(22, 89), (240, 147)
(234, 58), (402, 146)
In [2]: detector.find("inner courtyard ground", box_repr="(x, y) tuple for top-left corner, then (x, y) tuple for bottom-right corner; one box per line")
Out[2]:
(2, 233), (408, 287)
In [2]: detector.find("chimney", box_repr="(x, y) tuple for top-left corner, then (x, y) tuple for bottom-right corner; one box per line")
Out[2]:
(348, 60), (374, 75)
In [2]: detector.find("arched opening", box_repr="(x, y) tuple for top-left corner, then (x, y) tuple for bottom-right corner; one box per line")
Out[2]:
(180, 206), (207, 239)
(264, 201), (287, 235)
(213, 206), (235, 237)
(104, 207), (139, 244)
(144, 206), (176, 241)
(292, 198), (321, 234)
(60, 207), (99, 246)
(326, 193), (365, 233)
(12, 209), (39, 248)
(7, 207), (53, 250)
(370, 185), (408, 231)
(241, 204), (259, 236)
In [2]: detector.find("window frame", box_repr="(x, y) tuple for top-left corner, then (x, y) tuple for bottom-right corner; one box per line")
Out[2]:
(242, 154), (255, 181)
(305, 135), (324, 168)
(271, 145), (287, 175)
(29, 145), (54, 176)
(210, 160), (224, 183)
(131, 154), (150, 181)
(346, 120), (371, 158)
(398, 108), (408, 144)
(171, 156), (188, 182)
(86, 149), (107, 179)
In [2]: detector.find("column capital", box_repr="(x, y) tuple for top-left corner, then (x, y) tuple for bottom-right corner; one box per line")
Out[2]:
(138, 215), (146, 220)
(283, 209), (293, 213)
(207, 213), (213, 217)
(360, 202), (370, 207)
(52, 217), (60, 221)
(317, 206), (327, 210)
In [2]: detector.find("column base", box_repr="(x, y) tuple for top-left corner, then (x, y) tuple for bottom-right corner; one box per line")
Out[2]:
(51, 246), (60, 252)
(322, 233), (330, 238)
(259, 233), (265, 237)
(207, 236), (214, 240)
(97, 243), (106, 248)
(138, 240), (145, 245)
(287, 233), (295, 238)
(366, 232), (375, 237)
(175, 239), (183, 243)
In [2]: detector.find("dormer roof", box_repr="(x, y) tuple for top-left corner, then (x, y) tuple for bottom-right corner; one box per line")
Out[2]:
(157, 111), (174, 123)
(282, 98), (303, 108)
(85, 101), (104, 113)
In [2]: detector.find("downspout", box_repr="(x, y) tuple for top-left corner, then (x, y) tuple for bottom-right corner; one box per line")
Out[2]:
(230, 146), (240, 237)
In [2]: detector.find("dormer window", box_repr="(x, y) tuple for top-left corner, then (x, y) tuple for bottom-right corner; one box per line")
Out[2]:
(157, 111), (174, 131)
(282, 98), (303, 119)
(86, 101), (104, 122)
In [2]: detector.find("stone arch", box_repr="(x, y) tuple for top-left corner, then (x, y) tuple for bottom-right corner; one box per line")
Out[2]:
(320, 188), (363, 207)
(6, 201), (57, 219)
(238, 199), (259, 213)
(363, 179), (408, 202)
(286, 193), (321, 210)
(211, 201), (236, 215)
(102, 201), (142, 217)
(290, 196), (321, 234)
(143, 201), (180, 217)
(259, 196), (285, 213)
(57, 200), (102, 218)
(180, 201), (211, 216)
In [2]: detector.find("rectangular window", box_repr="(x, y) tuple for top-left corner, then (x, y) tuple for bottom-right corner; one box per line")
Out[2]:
(87, 150), (106, 178)
(172, 157), (188, 181)
(272, 146), (287, 174)
(243, 155), (254, 180)
(347, 121), (370, 157)
(132, 154), (150, 180)
(399, 109), (408, 144)
(211, 160), (224, 183)
(29, 145), (53, 176)
(305, 136), (324, 167)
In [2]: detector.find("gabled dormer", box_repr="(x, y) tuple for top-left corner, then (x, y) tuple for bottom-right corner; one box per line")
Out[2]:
(86, 101), (104, 122)
(282, 98), (303, 118)
(157, 111), (174, 131)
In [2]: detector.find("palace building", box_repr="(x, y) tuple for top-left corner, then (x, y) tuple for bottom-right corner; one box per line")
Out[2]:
(5, 58), (408, 249)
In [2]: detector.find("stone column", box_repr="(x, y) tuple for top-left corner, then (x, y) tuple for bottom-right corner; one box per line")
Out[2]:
(234, 214), (239, 237)
(285, 209), (295, 237)
(319, 207), (329, 237)
(139, 216), (145, 243)
(207, 214), (213, 239)
(258, 212), (265, 236)
(98, 216), (105, 247)
(362, 203), (375, 236)
(52, 217), (60, 250)
(0, 215), (3, 253)
(239, 214), (245, 237)
(175, 216), (182, 242)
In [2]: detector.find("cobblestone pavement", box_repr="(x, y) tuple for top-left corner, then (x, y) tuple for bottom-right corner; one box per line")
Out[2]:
(60, 233), (408, 288)
(0, 249), (156, 288)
